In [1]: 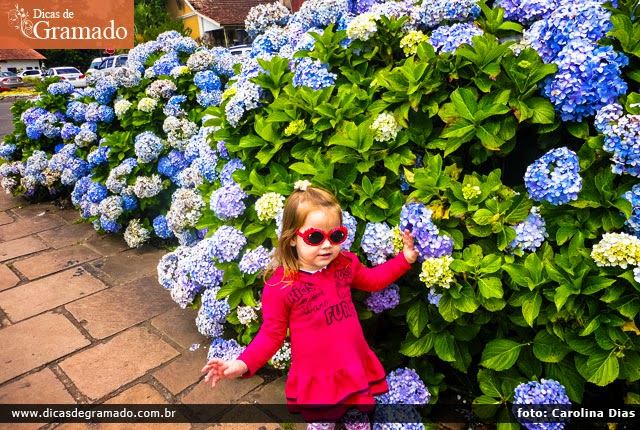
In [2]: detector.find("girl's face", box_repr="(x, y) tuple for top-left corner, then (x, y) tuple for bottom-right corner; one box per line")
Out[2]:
(291, 208), (342, 272)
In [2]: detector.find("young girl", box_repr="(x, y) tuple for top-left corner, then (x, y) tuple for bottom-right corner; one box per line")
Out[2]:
(202, 184), (419, 429)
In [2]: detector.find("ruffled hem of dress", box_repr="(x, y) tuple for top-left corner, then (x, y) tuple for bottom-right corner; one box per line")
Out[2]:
(285, 348), (387, 406)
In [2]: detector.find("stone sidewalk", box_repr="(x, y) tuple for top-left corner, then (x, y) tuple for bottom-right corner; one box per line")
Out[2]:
(0, 190), (300, 430)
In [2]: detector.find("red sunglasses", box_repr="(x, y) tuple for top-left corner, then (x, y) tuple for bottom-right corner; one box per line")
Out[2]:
(296, 226), (349, 246)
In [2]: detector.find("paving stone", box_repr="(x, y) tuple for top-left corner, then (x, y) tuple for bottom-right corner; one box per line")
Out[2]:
(37, 223), (98, 249)
(0, 367), (75, 403)
(0, 312), (90, 384)
(153, 346), (208, 396)
(0, 263), (20, 292)
(243, 375), (287, 405)
(10, 203), (63, 219)
(65, 276), (176, 340)
(0, 267), (107, 322)
(56, 209), (85, 223)
(12, 245), (102, 280)
(58, 326), (179, 401)
(85, 234), (130, 257)
(150, 307), (205, 350)
(0, 211), (13, 226)
(0, 214), (66, 242)
(181, 375), (264, 405)
(93, 384), (191, 430)
(217, 405), (305, 430)
(0, 235), (48, 263)
(89, 246), (167, 285)
(0, 192), (23, 212)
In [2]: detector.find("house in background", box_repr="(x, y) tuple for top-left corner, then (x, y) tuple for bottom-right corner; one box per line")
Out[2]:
(167, 0), (299, 47)
(0, 49), (46, 73)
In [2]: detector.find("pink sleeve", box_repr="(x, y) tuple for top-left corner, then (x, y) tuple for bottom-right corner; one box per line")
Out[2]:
(350, 252), (413, 293)
(237, 280), (290, 377)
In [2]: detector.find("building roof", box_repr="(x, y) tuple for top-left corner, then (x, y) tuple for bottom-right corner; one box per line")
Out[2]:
(0, 49), (46, 61)
(189, 0), (276, 26)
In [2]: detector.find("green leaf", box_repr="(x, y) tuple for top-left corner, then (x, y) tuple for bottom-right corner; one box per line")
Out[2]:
(575, 351), (619, 386)
(434, 332), (456, 362)
(527, 97), (556, 124)
(406, 300), (429, 338)
(478, 277), (504, 299)
(399, 332), (435, 357)
(533, 330), (572, 363)
(450, 88), (477, 121)
(522, 291), (542, 327)
(480, 339), (525, 371)
(477, 369), (502, 398)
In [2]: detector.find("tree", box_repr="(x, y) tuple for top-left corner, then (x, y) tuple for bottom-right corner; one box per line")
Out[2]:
(134, 0), (190, 43)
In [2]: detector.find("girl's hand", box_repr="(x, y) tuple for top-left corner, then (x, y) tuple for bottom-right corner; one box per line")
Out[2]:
(201, 359), (249, 388)
(402, 229), (420, 264)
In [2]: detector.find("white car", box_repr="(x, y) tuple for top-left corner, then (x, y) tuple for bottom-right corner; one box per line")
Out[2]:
(45, 67), (87, 88)
(20, 69), (43, 79)
(94, 54), (129, 76)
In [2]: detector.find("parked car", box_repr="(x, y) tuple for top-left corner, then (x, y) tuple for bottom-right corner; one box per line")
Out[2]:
(85, 57), (104, 75)
(229, 44), (252, 56)
(0, 71), (23, 91)
(44, 67), (86, 88)
(20, 69), (43, 79)
(94, 54), (128, 75)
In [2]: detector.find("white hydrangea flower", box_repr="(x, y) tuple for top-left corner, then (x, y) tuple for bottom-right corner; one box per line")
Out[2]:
(255, 192), (285, 221)
(370, 112), (402, 142)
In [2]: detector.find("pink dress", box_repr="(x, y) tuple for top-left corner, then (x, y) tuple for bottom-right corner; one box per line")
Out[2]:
(237, 251), (412, 421)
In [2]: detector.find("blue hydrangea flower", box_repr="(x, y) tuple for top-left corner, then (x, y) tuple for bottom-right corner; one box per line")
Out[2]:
(94, 76), (118, 105)
(376, 367), (431, 405)
(542, 39), (628, 122)
(594, 104), (640, 177)
(210, 183), (248, 220)
(87, 146), (110, 168)
(134, 131), (164, 163)
(523, 2), (612, 63)
(411, 0), (480, 30)
(623, 184), (640, 235)
(513, 379), (570, 430)
(496, 0), (558, 24)
(429, 22), (483, 53)
(207, 337), (246, 361)
(210, 226), (247, 262)
(48, 81), (75, 95)
(239, 246), (272, 274)
(524, 147), (582, 205)
(196, 90), (223, 108)
(508, 207), (548, 252)
(194, 70), (222, 91)
(373, 406), (425, 430)
(341, 210), (358, 250)
(292, 58), (336, 90)
(219, 158), (245, 186)
(158, 149), (189, 182)
(153, 214), (175, 239)
(366, 284), (400, 313)
(361, 222), (395, 266)
(0, 143), (17, 160)
(201, 287), (231, 323)
(21, 107), (48, 125)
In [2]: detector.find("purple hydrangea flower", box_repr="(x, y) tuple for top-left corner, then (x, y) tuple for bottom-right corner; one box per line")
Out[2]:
(210, 183), (248, 220)
(400, 202), (454, 260)
(366, 284), (400, 313)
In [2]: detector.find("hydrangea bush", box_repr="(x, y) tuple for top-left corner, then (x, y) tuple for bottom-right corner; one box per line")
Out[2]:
(2, 0), (640, 426)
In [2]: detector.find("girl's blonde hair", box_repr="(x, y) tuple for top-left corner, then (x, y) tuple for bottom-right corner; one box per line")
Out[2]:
(265, 186), (343, 280)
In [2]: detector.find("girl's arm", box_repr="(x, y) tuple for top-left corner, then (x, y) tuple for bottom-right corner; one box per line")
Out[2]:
(201, 281), (290, 386)
(233, 280), (290, 377)
(351, 229), (419, 292)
